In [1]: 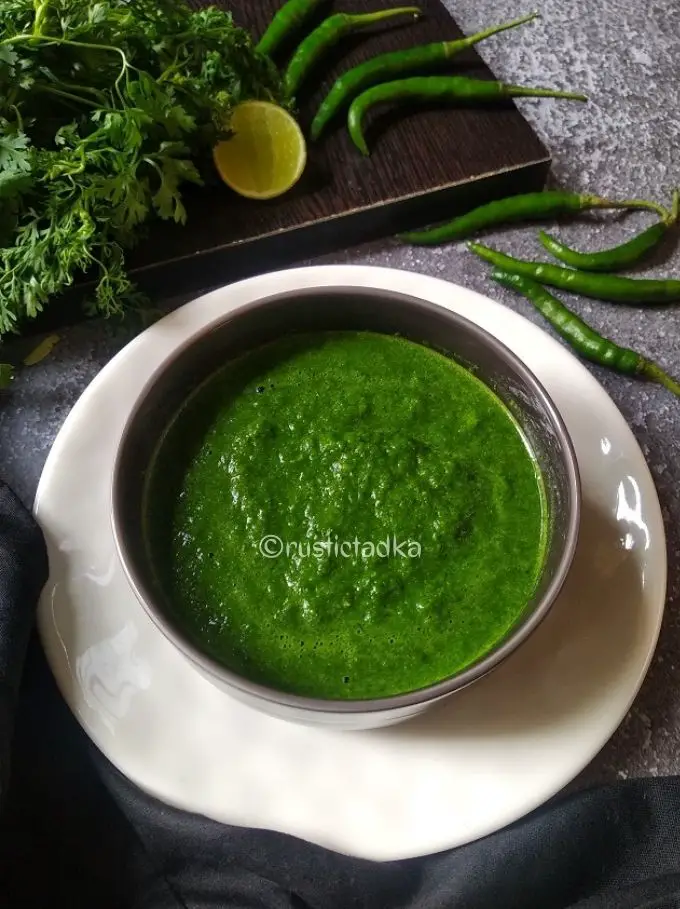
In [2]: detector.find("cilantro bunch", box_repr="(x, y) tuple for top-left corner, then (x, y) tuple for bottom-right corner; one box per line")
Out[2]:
(0, 0), (284, 336)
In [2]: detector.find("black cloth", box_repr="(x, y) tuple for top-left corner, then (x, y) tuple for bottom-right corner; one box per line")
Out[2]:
(2, 481), (680, 909)
(0, 480), (48, 806)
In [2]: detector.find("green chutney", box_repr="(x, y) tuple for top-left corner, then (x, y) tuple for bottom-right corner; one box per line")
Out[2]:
(145, 331), (547, 700)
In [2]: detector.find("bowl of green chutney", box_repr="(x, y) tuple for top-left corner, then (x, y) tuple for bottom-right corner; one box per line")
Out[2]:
(112, 283), (581, 730)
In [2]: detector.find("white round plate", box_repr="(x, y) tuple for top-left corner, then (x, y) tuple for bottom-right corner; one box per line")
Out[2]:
(35, 266), (666, 861)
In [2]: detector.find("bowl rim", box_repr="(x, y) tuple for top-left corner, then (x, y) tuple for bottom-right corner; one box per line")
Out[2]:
(110, 282), (581, 715)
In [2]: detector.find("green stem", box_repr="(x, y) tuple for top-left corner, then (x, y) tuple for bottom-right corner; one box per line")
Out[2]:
(59, 81), (109, 101)
(35, 83), (98, 107)
(454, 11), (539, 54)
(347, 7), (422, 26)
(1, 33), (132, 103)
(642, 361), (680, 398)
(586, 194), (671, 221)
(32, 0), (50, 36)
(0, 33), (129, 64)
(157, 57), (182, 84)
(9, 103), (23, 132)
(506, 84), (588, 102)
(142, 157), (164, 184)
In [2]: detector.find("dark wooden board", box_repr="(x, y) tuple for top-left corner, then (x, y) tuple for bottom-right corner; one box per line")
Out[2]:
(124, 0), (551, 296)
(22, 0), (553, 336)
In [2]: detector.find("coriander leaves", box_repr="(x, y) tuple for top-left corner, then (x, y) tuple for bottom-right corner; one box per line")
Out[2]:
(0, 0), (284, 336)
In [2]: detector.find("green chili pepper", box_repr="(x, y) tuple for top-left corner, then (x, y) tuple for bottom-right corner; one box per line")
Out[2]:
(348, 76), (587, 156)
(285, 7), (422, 98)
(256, 0), (325, 58)
(538, 189), (680, 272)
(468, 242), (680, 304)
(310, 11), (539, 141)
(539, 222), (667, 273)
(398, 191), (668, 246)
(491, 269), (680, 398)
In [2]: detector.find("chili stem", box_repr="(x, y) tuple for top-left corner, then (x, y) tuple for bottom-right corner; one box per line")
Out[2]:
(504, 84), (587, 101)
(591, 196), (671, 222)
(642, 363), (680, 397)
(345, 8), (421, 26)
(456, 11), (540, 48)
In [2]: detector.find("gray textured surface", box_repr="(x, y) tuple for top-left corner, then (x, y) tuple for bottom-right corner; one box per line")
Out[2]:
(0, 0), (678, 788)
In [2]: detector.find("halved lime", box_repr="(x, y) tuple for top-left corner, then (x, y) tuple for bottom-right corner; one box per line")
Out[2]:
(213, 101), (307, 200)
